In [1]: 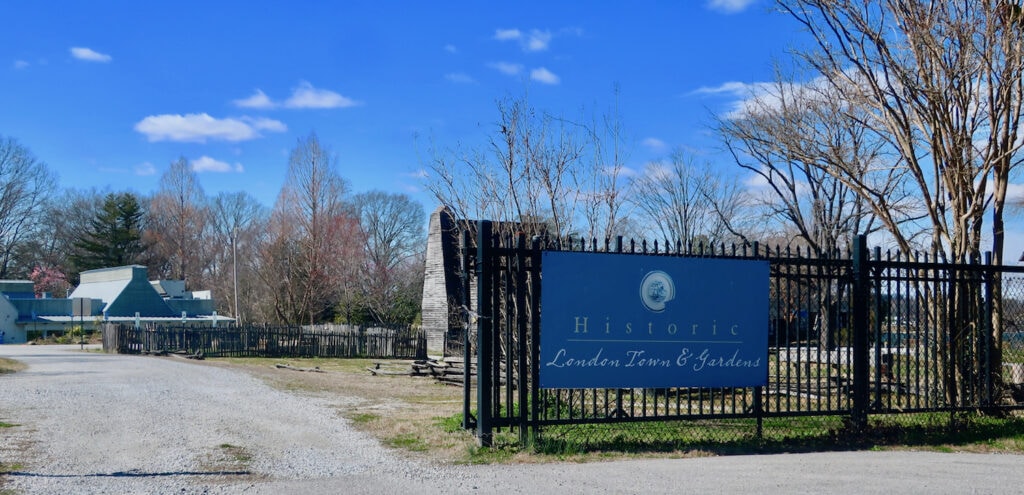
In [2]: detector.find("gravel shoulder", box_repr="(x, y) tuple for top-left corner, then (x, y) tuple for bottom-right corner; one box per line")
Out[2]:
(2, 344), (1024, 494)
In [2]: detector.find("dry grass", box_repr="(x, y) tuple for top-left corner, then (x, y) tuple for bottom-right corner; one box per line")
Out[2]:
(206, 357), (479, 463)
(0, 358), (26, 374)
(204, 356), (1024, 463)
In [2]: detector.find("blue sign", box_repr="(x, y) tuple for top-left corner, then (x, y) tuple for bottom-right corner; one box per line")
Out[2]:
(540, 251), (769, 389)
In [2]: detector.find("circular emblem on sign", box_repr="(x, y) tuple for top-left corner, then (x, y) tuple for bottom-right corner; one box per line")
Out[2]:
(640, 270), (675, 313)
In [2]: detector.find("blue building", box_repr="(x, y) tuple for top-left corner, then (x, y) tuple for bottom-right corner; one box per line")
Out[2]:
(0, 265), (229, 344)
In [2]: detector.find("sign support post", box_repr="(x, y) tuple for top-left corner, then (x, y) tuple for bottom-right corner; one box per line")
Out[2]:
(476, 220), (493, 447)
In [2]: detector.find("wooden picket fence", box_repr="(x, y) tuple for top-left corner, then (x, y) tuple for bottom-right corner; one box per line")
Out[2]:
(102, 323), (427, 360)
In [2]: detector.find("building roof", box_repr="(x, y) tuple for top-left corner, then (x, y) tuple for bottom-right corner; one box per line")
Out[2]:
(0, 280), (35, 297)
(70, 265), (175, 317)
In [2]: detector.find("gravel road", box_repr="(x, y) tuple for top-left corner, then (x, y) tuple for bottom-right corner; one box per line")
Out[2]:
(2, 344), (1023, 494)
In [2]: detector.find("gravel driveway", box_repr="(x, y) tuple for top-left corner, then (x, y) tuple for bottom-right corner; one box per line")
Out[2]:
(2, 344), (1023, 494)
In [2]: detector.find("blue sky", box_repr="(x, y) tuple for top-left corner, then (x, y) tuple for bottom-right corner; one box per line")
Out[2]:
(2, 0), (795, 207)
(7, 0), (1023, 260)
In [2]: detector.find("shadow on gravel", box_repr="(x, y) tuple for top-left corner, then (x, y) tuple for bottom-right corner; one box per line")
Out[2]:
(7, 470), (251, 478)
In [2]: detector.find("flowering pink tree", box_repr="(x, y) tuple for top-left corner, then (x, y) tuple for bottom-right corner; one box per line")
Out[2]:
(30, 265), (69, 298)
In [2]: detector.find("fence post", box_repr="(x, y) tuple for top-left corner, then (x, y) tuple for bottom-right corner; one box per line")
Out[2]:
(529, 235), (542, 443)
(851, 234), (870, 431)
(476, 220), (494, 447)
(983, 252), (995, 407)
(461, 229), (474, 431)
(515, 233), (529, 445)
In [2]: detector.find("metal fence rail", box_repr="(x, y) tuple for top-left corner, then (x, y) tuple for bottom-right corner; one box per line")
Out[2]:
(103, 323), (427, 360)
(461, 222), (1024, 445)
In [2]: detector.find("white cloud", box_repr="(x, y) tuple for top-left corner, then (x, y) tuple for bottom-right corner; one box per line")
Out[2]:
(133, 113), (287, 143)
(13, 60), (29, 69)
(494, 28), (522, 41)
(494, 28), (553, 52)
(642, 137), (668, 153)
(445, 73), (475, 84)
(530, 67), (560, 85)
(232, 83), (359, 110)
(191, 156), (243, 173)
(70, 47), (112, 63)
(233, 89), (275, 109)
(743, 170), (770, 189)
(488, 61), (523, 75)
(525, 29), (552, 51)
(406, 169), (429, 179)
(246, 116), (287, 132)
(618, 166), (639, 178)
(707, 0), (758, 13)
(284, 81), (359, 109)
(444, 44), (458, 54)
(601, 165), (638, 178)
(691, 81), (760, 96)
(134, 162), (157, 176)
(690, 80), (778, 119)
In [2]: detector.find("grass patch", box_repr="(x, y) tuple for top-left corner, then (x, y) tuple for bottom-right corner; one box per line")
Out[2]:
(350, 413), (379, 425)
(218, 443), (252, 463)
(384, 433), (430, 452)
(0, 423), (18, 429)
(436, 414), (465, 433)
(523, 413), (1024, 459)
(0, 462), (23, 473)
(0, 358), (26, 374)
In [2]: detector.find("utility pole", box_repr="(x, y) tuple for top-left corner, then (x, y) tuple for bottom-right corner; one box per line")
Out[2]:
(232, 229), (240, 325)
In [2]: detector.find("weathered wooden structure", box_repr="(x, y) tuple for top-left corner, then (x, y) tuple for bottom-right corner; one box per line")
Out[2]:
(420, 206), (464, 356)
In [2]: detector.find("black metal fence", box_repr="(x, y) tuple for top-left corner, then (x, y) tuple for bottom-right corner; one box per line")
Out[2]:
(462, 221), (1024, 446)
(103, 323), (427, 360)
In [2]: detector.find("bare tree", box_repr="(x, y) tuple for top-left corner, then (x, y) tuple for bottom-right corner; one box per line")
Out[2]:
(346, 191), (425, 324)
(717, 69), (916, 254)
(146, 158), (212, 287)
(779, 0), (1024, 263)
(629, 149), (747, 248)
(259, 133), (359, 324)
(775, 0), (1024, 405)
(209, 191), (268, 322)
(426, 93), (611, 239)
(0, 136), (58, 278)
(579, 86), (633, 241)
(717, 67), (919, 352)
(14, 188), (104, 286)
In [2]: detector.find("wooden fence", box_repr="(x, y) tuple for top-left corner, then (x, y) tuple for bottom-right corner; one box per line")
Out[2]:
(102, 323), (427, 360)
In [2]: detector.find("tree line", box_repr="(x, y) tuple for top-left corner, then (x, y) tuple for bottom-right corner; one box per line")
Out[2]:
(2, 133), (424, 326)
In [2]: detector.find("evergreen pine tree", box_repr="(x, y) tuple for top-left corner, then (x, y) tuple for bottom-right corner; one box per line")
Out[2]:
(71, 192), (145, 272)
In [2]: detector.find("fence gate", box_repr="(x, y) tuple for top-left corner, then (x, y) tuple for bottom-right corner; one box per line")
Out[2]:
(460, 221), (1024, 446)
